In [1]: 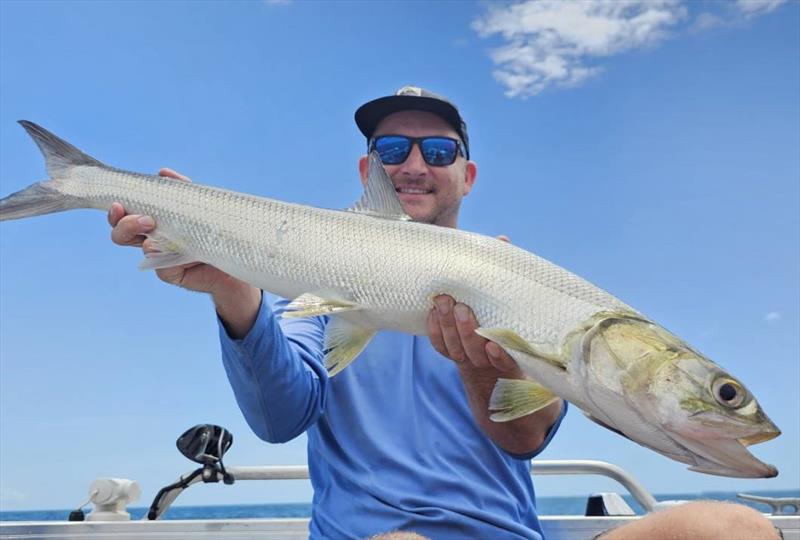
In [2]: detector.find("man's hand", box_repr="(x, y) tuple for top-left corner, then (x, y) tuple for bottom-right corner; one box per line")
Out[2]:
(107, 167), (261, 338)
(426, 235), (563, 456)
(427, 235), (517, 372)
(428, 294), (518, 372)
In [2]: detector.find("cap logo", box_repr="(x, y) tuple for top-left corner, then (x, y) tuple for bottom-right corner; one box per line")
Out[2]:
(396, 85), (422, 97)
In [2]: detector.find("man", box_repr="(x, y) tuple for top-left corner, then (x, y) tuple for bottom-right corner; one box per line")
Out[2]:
(109, 87), (779, 539)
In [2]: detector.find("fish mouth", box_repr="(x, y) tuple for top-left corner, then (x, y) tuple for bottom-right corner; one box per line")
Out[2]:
(739, 429), (781, 446)
(689, 458), (778, 479)
(668, 430), (780, 478)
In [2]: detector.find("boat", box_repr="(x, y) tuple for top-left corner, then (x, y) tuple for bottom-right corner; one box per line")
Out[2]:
(1, 424), (797, 539)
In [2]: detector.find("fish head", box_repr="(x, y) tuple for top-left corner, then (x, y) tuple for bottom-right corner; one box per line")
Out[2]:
(652, 354), (780, 477)
(587, 315), (780, 478)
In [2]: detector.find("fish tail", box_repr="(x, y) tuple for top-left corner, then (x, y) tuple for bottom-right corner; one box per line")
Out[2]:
(0, 121), (103, 222)
(0, 181), (81, 221)
(18, 120), (105, 177)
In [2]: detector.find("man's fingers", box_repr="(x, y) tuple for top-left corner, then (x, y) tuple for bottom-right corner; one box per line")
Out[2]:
(111, 214), (155, 246)
(155, 265), (185, 286)
(141, 237), (159, 255)
(434, 296), (467, 363)
(427, 310), (448, 357)
(453, 303), (492, 368)
(497, 234), (510, 243)
(109, 167), (180, 247)
(107, 202), (125, 226)
(430, 294), (520, 371)
(485, 341), (518, 372)
(154, 262), (208, 291)
(159, 167), (191, 182)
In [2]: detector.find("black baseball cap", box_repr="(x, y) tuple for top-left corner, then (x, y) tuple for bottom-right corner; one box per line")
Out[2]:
(355, 85), (470, 159)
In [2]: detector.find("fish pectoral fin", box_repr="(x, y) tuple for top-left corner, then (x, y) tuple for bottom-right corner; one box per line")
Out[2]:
(475, 327), (567, 370)
(283, 293), (360, 319)
(138, 232), (197, 270)
(324, 318), (376, 376)
(347, 152), (411, 221)
(489, 378), (559, 422)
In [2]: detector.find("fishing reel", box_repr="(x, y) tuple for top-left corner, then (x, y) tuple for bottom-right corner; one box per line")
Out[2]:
(177, 424), (234, 478)
(146, 424), (234, 520)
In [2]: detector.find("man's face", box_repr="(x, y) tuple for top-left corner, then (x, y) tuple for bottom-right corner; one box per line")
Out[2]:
(359, 110), (476, 228)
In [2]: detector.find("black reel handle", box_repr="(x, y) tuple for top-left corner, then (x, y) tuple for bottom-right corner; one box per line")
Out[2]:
(177, 424), (233, 465)
(147, 424), (235, 520)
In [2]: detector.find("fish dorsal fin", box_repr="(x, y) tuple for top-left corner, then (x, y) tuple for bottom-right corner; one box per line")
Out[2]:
(489, 378), (560, 422)
(348, 151), (411, 220)
(18, 120), (106, 178)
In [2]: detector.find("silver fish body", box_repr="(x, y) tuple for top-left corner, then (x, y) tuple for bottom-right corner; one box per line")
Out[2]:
(0, 121), (780, 478)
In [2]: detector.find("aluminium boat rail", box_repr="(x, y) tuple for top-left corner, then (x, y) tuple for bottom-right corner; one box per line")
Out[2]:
(141, 459), (658, 521)
(1, 459), (798, 540)
(226, 460), (657, 509)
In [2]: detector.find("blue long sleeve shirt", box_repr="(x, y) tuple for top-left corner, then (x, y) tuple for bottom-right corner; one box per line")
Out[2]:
(219, 293), (567, 539)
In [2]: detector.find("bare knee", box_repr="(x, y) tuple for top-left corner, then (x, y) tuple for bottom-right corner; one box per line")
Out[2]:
(368, 532), (430, 540)
(716, 502), (780, 540)
(603, 501), (779, 540)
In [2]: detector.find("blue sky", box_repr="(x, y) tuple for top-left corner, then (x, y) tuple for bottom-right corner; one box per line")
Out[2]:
(0, 0), (797, 511)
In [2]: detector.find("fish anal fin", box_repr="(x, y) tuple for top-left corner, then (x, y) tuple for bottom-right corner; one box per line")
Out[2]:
(324, 318), (376, 376)
(489, 378), (559, 422)
(138, 232), (197, 270)
(139, 252), (197, 270)
(283, 293), (360, 319)
(475, 327), (566, 370)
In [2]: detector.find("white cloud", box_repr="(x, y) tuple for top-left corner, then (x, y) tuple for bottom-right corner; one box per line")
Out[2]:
(691, 12), (726, 32)
(765, 311), (782, 323)
(473, 0), (786, 98)
(692, 0), (787, 32)
(736, 0), (786, 16)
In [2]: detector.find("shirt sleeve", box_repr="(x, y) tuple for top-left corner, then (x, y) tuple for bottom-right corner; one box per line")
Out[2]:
(507, 400), (569, 461)
(218, 292), (330, 443)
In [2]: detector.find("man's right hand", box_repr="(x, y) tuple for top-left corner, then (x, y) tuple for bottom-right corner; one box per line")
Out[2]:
(107, 167), (262, 338)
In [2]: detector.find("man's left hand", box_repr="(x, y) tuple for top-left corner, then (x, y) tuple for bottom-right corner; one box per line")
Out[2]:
(425, 236), (563, 456)
(427, 234), (518, 372)
(427, 295), (517, 372)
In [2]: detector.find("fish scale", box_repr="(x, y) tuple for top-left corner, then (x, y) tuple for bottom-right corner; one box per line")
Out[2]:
(0, 120), (780, 478)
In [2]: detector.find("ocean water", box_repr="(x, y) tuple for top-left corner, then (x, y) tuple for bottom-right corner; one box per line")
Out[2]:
(1, 490), (797, 522)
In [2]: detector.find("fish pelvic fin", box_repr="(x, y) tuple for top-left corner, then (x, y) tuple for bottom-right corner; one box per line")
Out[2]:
(18, 120), (106, 179)
(283, 293), (360, 319)
(324, 318), (376, 376)
(347, 152), (411, 221)
(475, 327), (567, 370)
(489, 378), (559, 422)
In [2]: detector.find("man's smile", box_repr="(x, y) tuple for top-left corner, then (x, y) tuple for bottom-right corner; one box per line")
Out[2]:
(396, 186), (433, 195)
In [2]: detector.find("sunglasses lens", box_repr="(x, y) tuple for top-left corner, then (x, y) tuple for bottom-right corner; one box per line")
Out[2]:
(420, 138), (458, 166)
(373, 136), (411, 165)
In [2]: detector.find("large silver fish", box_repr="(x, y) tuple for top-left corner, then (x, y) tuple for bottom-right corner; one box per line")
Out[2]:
(0, 121), (780, 478)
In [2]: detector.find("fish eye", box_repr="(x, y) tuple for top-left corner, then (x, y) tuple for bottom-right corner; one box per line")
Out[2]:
(711, 377), (747, 408)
